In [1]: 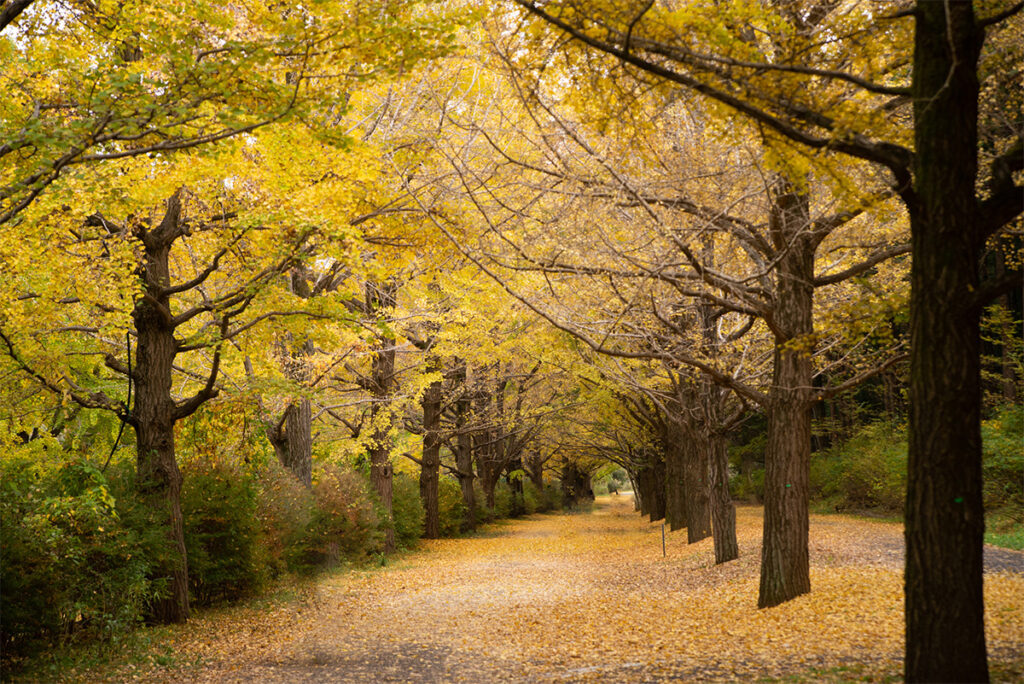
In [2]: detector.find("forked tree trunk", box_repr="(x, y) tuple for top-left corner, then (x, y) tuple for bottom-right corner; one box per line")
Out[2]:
(758, 178), (814, 609)
(905, 4), (987, 680)
(132, 200), (189, 624)
(270, 268), (315, 488)
(420, 376), (442, 539)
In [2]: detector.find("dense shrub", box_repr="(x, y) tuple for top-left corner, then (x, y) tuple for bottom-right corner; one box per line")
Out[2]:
(730, 468), (764, 502)
(471, 481), (515, 522)
(287, 464), (384, 573)
(806, 406), (1023, 514)
(819, 422), (906, 511)
(437, 475), (466, 536)
(728, 433), (767, 501)
(180, 459), (265, 606)
(522, 480), (541, 514)
(1, 455), (157, 661)
(981, 404), (1024, 510)
(493, 481), (514, 518)
(542, 481), (563, 511)
(256, 460), (315, 576)
(391, 470), (425, 547)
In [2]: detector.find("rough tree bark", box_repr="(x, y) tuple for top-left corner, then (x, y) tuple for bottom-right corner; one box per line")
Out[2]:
(758, 177), (814, 608)
(132, 276), (190, 624)
(904, 4), (987, 679)
(451, 362), (478, 530)
(420, 373), (443, 539)
(269, 399), (313, 487)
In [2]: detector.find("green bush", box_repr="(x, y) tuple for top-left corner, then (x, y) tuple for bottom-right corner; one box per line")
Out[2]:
(180, 459), (265, 606)
(256, 460), (315, 577)
(543, 481), (563, 511)
(437, 475), (467, 536)
(982, 404), (1024, 511)
(730, 468), (764, 502)
(287, 464), (383, 573)
(1, 455), (156, 662)
(803, 406), (1022, 516)
(493, 481), (514, 518)
(808, 421), (907, 511)
(391, 470), (425, 548)
(522, 480), (541, 514)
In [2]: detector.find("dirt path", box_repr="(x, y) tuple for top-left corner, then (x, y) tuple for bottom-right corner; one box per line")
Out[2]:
(82, 497), (1024, 683)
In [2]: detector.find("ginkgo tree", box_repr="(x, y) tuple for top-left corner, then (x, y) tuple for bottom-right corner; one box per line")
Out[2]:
(0, 0), (460, 623)
(411, 32), (911, 593)
(507, 2), (1022, 679)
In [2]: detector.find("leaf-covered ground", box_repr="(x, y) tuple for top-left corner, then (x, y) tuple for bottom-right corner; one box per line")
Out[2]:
(61, 497), (1024, 682)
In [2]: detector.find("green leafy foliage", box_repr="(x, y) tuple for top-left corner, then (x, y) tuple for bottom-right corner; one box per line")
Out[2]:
(807, 404), (1023, 516)
(181, 460), (265, 606)
(0, 454), (157, 662)
(981, 404), (1024, 510)
(522, 480), (541, 514)
(437, 475), (467, 536)
(811, 422), (907, 512)
(542, 481), (564, 511)
(390, 471), (426, 548)
(256, 461), (317, 577)
(287, 465), (384, 573)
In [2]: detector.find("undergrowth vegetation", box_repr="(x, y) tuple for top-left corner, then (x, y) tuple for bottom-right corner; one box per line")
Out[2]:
(0, 440), (551, 670)
(730, 403), (1024, 547)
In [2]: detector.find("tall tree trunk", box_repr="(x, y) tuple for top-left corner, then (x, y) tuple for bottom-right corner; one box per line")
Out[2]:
(643, 453), (666, 521)
(272, 268), (315, 487)
(698, 238), (736, 560)
(420, 375), (442, 539)
(561, 461), (593, 509)
(368, 280), (397, 553)
(453, 364), (477, 530)
(905, 4), (987, 680)
(527, 453), (545, 493)
(278, 399), (312, 487)
(628, 470), (641, 511)
(681, 425), (711, 544)
(707, 426), (738, 563)
(507, 456), (525, 516)
(636, 463), (651, 517)
(473, 385), (496, 511)
(758, 178), (814, 609)
(133, 217), (189, 624)
(663, 425), (688, 531)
